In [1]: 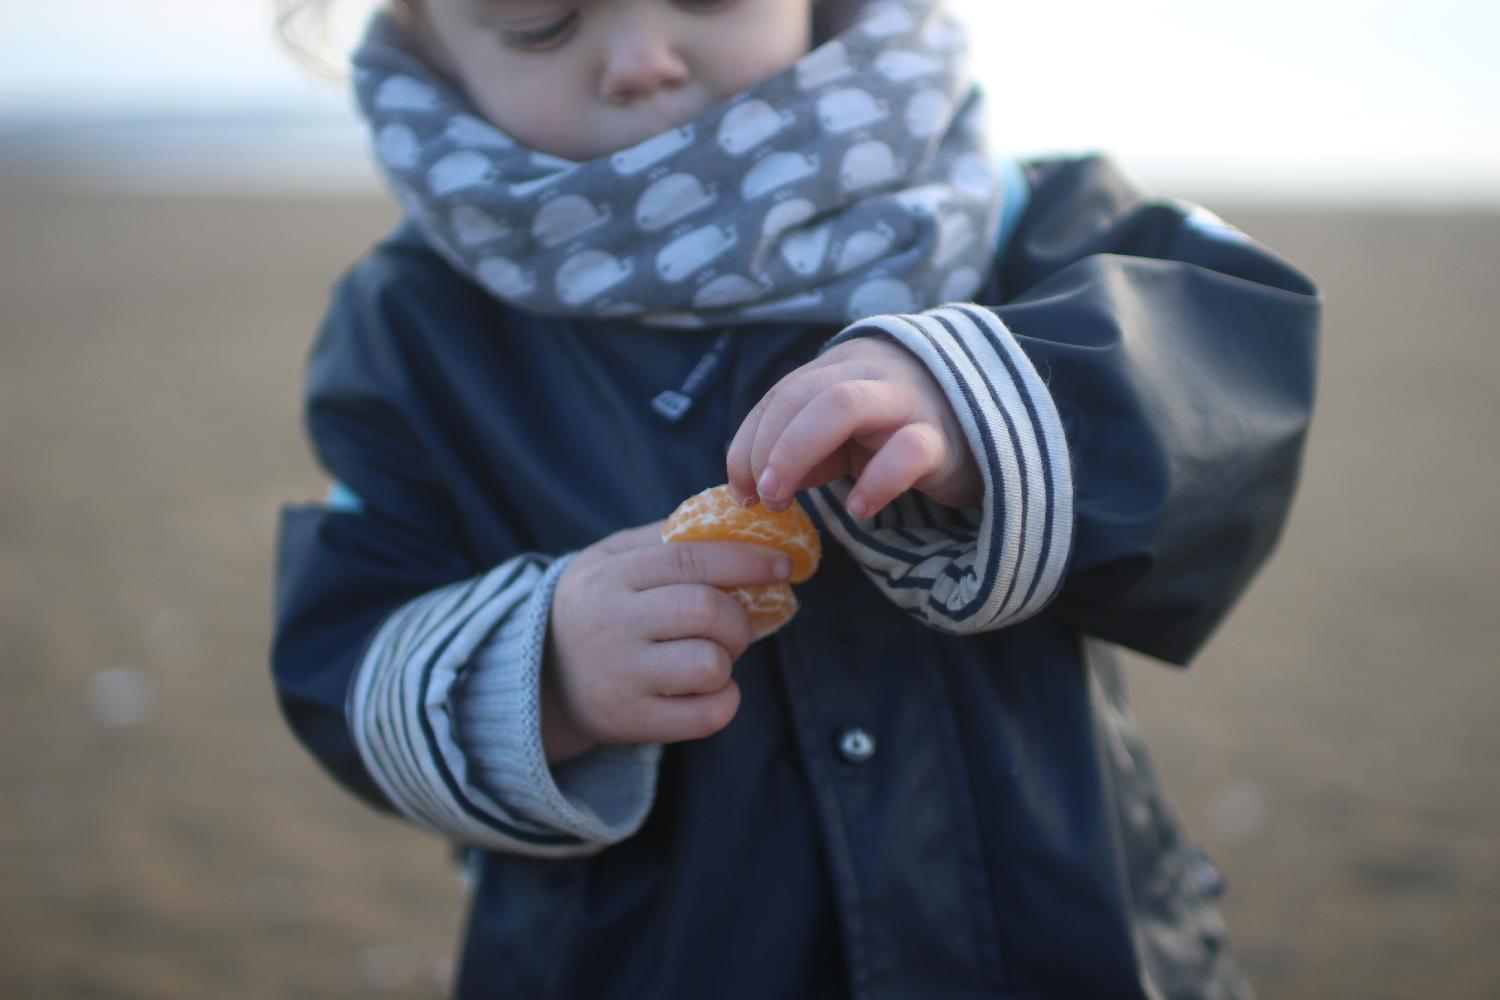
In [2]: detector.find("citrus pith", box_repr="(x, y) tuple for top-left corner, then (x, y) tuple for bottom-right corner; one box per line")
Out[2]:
(662, 484), (822, 640)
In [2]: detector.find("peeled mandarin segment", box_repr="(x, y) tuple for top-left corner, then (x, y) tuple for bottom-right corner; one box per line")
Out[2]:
(661, 484), (821, 583)
(663, 484), (820, 642)
(731, 583), (799, 642)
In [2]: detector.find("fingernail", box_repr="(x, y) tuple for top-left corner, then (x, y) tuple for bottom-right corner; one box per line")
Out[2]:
(773, 556), (792, 581)
(742, 494), (760, 508)
(847, 494), (868, 518)
(757, 467), (780, 500)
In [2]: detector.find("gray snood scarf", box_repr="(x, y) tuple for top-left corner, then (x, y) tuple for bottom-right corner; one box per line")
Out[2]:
(351, 0), (1009, 329)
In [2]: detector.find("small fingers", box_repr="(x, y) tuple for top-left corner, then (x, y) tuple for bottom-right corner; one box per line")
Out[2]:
(846, 422), (947, 518)
(725, 398), (768, 508)
(646, 638), (736, 697)
(726, 368), (839, 507)
(625, 540), (793, 593)
(594, 521), (672, 560)
(758, 379), (911, 511)
(633, 584), (754, 659)
(646, 681), (743, 743)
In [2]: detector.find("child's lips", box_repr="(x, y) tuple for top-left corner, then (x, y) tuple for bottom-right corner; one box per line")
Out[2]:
(580, 92), (709, 160)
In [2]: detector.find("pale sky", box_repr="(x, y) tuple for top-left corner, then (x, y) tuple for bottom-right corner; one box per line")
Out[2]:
(3, 0), (1497, 201)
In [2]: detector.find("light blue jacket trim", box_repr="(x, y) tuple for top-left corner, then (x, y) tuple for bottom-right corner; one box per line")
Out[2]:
(994, 155), (1031, 261)
(326, 480), (365, 513)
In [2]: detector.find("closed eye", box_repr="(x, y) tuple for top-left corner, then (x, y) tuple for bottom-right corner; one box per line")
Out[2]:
(500, 12), (579, 51)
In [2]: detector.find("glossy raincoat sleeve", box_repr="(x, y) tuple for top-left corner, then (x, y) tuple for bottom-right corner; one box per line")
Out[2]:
(271, 265), (658, 857)
(812, 155), (1320, 664)
(997, 156), (1319, 663)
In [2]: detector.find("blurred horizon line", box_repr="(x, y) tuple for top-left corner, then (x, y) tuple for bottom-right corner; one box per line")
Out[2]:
(4, 105), (1499, 210)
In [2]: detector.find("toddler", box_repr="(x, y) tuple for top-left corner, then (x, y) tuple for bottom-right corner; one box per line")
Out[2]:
(271, 0), (1321, 996)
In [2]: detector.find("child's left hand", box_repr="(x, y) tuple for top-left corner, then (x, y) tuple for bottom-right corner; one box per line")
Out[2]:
(726, 336), (983, 518)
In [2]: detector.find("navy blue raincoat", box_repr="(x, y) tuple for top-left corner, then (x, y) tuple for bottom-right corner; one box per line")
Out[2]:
(272, 155), (1320, 998)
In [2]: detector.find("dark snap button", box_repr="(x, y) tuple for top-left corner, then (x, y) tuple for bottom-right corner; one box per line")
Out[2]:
(835, 727), (877, 764)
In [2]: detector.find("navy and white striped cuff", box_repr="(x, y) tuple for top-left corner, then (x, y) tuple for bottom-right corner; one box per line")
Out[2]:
(810, 304), (1073, 633)
(347, 553), (660, 856)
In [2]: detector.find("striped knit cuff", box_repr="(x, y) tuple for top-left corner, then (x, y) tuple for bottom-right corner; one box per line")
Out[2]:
(346, 553), (659, 856)
(810, 303), (1074, 633)
(456, 555), (662, 848)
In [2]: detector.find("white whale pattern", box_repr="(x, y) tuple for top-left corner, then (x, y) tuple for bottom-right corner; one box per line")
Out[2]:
(610, 126), (695, 176)
(353, 0), (1005, 324)
(742, 152), (820, 200)
(818, 88), (889, 134)
(506, 174), (570, 198)
(477, 257), (535, 298)
(532, 195), (610, 248)
(635, 174), (717, 232)
(847, 277), (917, 319)
(895, 184), (952, 216)
(450, 204), (508, 247)
(905, 88), (952, 140)
(374, 75), (440, 112)
(657, 225), (738, 283)
(556, 250), (632, 306)
(718, 101), (796, 156)
(780, 223), (834, 277)
(427, 151), (494, 197)
(693, 274), (768, 309)
(841, 141), (902, 193)
(875, 50), (944, 83)
(940, 266), (982, 303)
(949, 152), (996, 199)
(795, 42), (854, 90)
(530, 151), (576, 171)
(443, 115), (513, 150)
(934, 212), (977, 267)
(921, 17), (964, 51)
(760, 198), (817, 242)
(860, 2), (915, 39)
(377, 124), (420, 170)
(835, 222), (897, 274)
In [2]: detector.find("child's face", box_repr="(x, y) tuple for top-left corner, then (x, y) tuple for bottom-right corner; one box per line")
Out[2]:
(413, 0), (815, 162)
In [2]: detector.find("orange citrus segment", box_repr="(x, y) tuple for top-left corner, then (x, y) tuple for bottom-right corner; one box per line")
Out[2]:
(729, 583), (800, 642)
(662, 484), (822, 642)
(661, 484), (821, 583)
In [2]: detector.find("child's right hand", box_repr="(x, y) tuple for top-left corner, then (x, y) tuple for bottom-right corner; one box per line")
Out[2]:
(541, 521), (794, 763)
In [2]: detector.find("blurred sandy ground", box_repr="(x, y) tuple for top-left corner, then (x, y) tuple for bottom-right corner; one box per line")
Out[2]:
(1, 174), (1496, 998)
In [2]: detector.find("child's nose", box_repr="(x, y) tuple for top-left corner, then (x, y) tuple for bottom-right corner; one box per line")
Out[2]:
(597, 13), (689, 103)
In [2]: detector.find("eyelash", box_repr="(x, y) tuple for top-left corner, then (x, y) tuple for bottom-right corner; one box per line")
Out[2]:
(498, 0), (734, 52)
(501, 14), (579, 51)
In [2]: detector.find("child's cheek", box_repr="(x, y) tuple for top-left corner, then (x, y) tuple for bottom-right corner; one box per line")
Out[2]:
(698, 2), (813, 99)
(473, 83), (588, 160)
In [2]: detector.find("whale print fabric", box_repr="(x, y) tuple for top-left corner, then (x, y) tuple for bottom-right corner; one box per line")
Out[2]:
(351, 0), (1007, 328)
